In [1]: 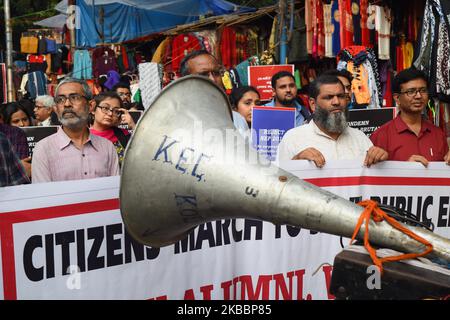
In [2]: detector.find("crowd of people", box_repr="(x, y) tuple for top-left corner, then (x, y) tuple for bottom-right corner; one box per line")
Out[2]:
(1, 50), (450, 187)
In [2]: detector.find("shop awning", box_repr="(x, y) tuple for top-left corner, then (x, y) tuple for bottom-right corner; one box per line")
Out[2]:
(53, 0), (256, 48)
(33, 14), (67, 29)
(161, 5), (277, 35)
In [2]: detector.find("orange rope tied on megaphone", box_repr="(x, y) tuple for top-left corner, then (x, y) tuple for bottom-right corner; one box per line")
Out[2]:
(350, 200), (434, 274)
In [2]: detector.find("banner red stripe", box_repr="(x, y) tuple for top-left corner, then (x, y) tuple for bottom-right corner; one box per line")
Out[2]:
(1, 198), (120, 224)
(304, 176), (450, 187)
(0, 198), (119, 300)
(1, 224), (16, 300)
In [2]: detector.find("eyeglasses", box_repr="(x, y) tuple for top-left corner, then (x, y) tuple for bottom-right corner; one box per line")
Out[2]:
(54, 94), (87, 105)
(117, 92), (131, 97)
(195, 69), (224, 78)
(97, 104), (123, 117)
(34, 105), (47, 110)
(399, 88), (428, 97)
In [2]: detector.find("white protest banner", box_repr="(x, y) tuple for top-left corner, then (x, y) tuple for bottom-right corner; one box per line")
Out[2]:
(280, 159), (450, 238)
(1, 161), (449, 300)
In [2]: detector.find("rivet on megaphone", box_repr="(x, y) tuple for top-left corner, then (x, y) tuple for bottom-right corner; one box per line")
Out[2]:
(279, 176), (288, 182)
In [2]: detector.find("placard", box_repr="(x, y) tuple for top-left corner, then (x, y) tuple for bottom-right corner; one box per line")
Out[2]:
(21, 126), (59, 156)
(248, 65), (295, 101)
(251, 106), (296, 161)
(118, 111), (143, 132)
(348, 108), (396, 136)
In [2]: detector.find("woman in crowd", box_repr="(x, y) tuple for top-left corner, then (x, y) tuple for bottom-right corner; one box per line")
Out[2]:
(229, 86), (261, 127)
(2, 102), (34, 127)
(89, 91), (135, 166)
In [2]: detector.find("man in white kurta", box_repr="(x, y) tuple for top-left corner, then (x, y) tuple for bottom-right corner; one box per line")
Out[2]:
(277, 119), (373, 161)
(277, 75), (388, 168)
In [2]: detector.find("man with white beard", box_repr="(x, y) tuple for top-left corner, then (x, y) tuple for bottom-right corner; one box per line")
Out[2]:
(32, 78), (119, 183)
(277, 75), (388, 168)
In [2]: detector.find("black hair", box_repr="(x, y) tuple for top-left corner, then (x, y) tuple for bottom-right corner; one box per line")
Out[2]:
(308, 75), (344, 99)
(321, 69), (353, 83)
(112, 82), (131, 92)
(229, 86), (260, 109)
(392, 68), (428, 93)
(2, 102), (33, 126)
(18, 98), (36, 119)
(93, 91), (124, 109)
(179, 50), (216, 76)
(90, 92), (124, 126)
(271, 71), (295, 89)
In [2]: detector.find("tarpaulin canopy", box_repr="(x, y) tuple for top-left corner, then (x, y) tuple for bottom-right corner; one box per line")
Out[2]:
(54, 0), (255, 48)
(33, 14), (67, 29)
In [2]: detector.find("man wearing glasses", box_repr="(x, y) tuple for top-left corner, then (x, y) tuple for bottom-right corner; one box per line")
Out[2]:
(112, 82), (144, 112)
(32, 78), (119, 183)
(370, 68), (450, 166)
(179, 50), (250, 135)
(277, 75), (388, 168)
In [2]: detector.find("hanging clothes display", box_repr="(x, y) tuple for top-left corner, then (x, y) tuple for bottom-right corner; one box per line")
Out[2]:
(351, 0), (362, 45)
(305, 0), (313, 55)
(72, 50), (92, 80)
(360, 0), (370, 47)
(20, 35), (38, 54)
(339, 0), (354, 49)
(92, 47), (117, 78)
(152, 38), (171, 64)
(414, 0), (450, 99)
(171, 33), (203, 74)
(331, 0), (341, 57)
(27, 54), (48, 73)
(323, 1), (334, 57)
(25, 71), (47, 99)
(375, 5), (392, 60)
(338, 46), (382, 109)
(289, 8), (309, 62)
(220, 27), (237, 69)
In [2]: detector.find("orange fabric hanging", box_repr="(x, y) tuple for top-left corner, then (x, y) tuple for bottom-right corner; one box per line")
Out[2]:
(350, 200), (434, 274)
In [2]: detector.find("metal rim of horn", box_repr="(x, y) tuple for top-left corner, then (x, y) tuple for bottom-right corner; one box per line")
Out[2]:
(119, 75), (450, 264)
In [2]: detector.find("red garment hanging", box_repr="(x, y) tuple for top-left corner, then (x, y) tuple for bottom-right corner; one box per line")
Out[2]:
(360, 0), (370, 47)
(345, 45), (366, 56)
(317, 0), (326, 57)
(383, 70), (393, 108)
(171, 34), (202, 74)
(312, 0), (318, 57)
(220, 27), (237, 69)
(121, 46), (129, 71)
(339, 0), (354, 48)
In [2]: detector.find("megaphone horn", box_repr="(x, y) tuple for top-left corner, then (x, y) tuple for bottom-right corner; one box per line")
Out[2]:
(120, 76), (450, 263)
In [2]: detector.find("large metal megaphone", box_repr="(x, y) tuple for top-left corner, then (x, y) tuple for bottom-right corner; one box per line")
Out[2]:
(120, 76), (450, 263)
